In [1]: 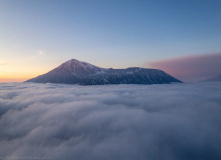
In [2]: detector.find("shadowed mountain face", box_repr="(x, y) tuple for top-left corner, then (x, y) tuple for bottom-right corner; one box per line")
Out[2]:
(26, 59), (182, 85)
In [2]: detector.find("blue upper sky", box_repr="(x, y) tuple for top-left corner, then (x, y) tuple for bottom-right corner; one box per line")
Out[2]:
(0, 0), (221, 81)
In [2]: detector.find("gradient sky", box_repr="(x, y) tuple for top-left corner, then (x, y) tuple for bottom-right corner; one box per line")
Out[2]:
(0, 0), (221, 82)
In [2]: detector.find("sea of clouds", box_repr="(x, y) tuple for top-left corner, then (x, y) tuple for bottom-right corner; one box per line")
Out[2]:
(0, 82), (221, 160)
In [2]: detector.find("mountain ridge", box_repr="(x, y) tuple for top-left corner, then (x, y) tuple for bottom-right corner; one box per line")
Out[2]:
(26, 59), (182, 85)
(202, 74), (221, 82)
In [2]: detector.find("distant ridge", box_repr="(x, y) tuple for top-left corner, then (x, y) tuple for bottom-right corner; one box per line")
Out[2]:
(26, 59), (182, 85)
(203, 74), (221, 82)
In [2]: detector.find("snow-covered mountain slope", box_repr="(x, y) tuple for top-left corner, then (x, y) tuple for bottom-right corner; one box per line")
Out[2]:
(26, 59), (182, 85)
(48, 59), (106, 77)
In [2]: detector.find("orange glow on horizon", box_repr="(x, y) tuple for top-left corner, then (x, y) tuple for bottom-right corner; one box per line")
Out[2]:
(0, 69), (44, 83)
(0, 78), (27, 83)
(0, 74), (39, 83)
(0, 58), (55, 83)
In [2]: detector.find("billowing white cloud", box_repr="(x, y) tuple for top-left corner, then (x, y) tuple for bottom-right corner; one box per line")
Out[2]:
(0, 82), (221, 160)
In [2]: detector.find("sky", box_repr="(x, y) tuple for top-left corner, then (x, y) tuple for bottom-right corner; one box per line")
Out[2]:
(0, 82), (221, 160)
(0, 0), (221, 82)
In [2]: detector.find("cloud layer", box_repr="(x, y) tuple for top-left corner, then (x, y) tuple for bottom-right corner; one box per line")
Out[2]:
(147, 53), (221, 82)
(0, 82), (221, 160)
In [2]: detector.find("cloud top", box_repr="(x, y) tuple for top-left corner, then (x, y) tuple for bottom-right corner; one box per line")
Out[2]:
(0, 82), (221, 160)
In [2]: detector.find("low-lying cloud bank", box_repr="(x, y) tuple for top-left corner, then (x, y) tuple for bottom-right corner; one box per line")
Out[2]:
(147, 53), (221, 82)
(0, 82), (221, 160)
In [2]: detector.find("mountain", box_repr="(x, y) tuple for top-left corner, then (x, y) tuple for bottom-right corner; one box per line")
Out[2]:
(203, 74), (221, 82)
(26, 59), (182, 85)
